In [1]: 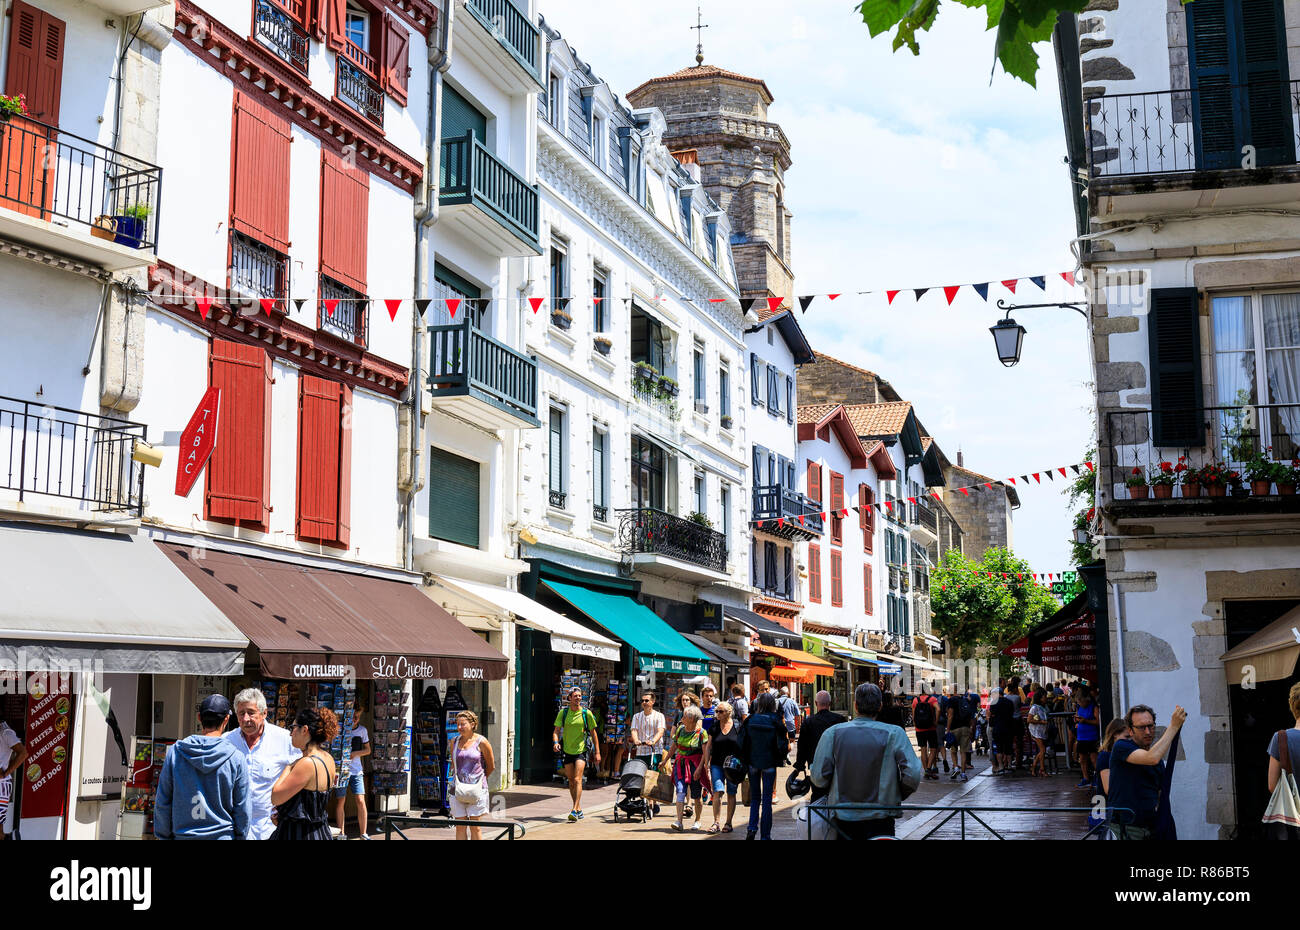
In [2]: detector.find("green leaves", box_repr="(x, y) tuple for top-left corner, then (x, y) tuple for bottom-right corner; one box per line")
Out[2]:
(856, 0), (1088, 85)
(931, 546), (1060, 652)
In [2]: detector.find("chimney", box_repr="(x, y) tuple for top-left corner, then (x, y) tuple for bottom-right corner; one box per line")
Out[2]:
(957, 448), (964, 467)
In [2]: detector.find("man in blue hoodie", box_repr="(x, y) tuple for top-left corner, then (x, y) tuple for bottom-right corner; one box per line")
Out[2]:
(155, 694), (251, 840)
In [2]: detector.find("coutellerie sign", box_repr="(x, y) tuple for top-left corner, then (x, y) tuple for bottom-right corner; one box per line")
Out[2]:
(259, 651), (505, 681)
(175, 386), (220, 498)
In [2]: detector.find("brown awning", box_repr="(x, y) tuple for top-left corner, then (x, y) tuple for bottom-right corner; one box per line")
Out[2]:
(158, 542), (507, 681)
(1220, 604), (1300, 684)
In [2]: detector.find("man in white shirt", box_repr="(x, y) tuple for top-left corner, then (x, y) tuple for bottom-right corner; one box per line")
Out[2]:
(0, 718), (27, 839)
(630, 692), (665, 815)
(333, 714), (369, 839)
(223, 688), (300, 840)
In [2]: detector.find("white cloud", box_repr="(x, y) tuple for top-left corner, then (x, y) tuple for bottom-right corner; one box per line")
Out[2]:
(538, 0), (1093, 574)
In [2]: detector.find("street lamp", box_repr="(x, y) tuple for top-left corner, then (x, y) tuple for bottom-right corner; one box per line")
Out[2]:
(991, 299), (1087, 367)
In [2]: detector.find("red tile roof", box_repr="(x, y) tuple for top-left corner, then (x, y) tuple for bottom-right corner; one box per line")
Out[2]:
(796, 403), (839, 426)
(842, 402), (912, 438)
(628, 64), (774, 104)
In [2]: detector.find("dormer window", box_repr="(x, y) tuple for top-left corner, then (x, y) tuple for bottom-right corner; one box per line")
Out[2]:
(547, 71), (563, 127)
(592, 113), (606, 170)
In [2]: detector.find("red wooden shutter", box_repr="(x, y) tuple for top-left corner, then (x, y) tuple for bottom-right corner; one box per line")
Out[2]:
(305, 0), (326, 40)
(858, 483), (867, 530)
(297, 375), (346, 544)
(830, 471), (843, 545)
(807, 460), (821, 503)
(337, 383), (353, 548)
(5, 1), (64, 124)
(861, 483), (875, 553)
(231, 92), (291, 253)
(320, 147), (370, 292)
(864, 564), (873, 615)
(830, 551), (843, 607)
(325, 0), (347, 52)
(808, 545), (821, 603)
(380, 12), (409, 106)
(207, 339), (271, 526)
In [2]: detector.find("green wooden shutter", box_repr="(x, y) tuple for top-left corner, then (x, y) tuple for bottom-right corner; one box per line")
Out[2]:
(429, 446), (480, 548)
(1147, 287), (1204, 447)
(1238, 0), (1293, 167)
(442, 84), (488, 150)
(1188, 0), (1236, 169)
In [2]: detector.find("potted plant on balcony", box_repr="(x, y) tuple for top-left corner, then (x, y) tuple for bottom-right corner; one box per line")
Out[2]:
(1149, 461), (1177, 499)
(1125, 467), (1149, 500)
(112, 202), (151, 249)
(632, 360), (657, 392)
(657, 376), (679, 399)
(1243, 452), (1277, 495)
(1200, 462), (1231, 497)
(593, 335), (612, 356)
(720, 414), (734, 431)
(686, 511), (713, 529)
(1281, 460), (1300, 496)
(550, 307), (572, 330)
(0, 93), (26, 125)
(1180, 463), (1201, 499)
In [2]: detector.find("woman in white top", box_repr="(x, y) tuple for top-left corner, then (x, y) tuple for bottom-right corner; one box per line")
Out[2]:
(630, 692), (666, 815)
(1027, 688), (1050, 777)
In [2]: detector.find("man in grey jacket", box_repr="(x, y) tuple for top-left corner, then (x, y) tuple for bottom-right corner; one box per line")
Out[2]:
(810, 682), (922, 839)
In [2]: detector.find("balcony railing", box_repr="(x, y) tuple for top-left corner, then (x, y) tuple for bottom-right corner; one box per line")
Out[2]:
(0, 113), (162, 251)
(1087, 80), (1300, 178)
(230, 231), (287, 300)
(338, 55), (384, 127)
(912, 567), (930, 594)
(753, 484), (824, 534)
(465, 0), (540, 80)
(254, 0), (309, 73)
(883, 499), (905, 525)
(427, 316), (539, 425)
(318, 277), (368, 348)
(1104, 402), (1300, 501)
(440, 132), (539, 251)
(617, 507), (728, 574)
(909, 499), (938, 534)
(0, 395), (146, 517)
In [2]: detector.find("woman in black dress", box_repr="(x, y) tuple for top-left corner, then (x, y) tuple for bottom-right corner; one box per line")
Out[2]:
(270, 706), (339, 840)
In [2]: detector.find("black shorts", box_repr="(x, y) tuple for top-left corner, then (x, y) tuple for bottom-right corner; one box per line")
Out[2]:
(916, 730), (938, 749)
(1076, 740), (1099, 754)
(562, 751), (588, 767)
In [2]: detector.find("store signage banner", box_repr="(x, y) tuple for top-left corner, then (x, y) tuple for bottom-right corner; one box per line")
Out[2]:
(757, 629), (798, 650)
(259, 652), (507, 681)
(175, 386), (220, 498)
(638, 656), (710, 676)
(875, 663), (903, 675)
(693, 601), (723, 632)
(21, 681), (74, 820)
(1034, 614), (1098, 681)
(549, 634), (620, 663)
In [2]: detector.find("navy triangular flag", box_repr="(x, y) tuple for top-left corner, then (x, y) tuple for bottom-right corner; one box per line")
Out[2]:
(293, 298), (306, 312)
(913, 288), (929, 301)
(414, 298), (431, 317)
(557, 297), (571, 312)
(1030, 275), (1046, 291)
(973, 282), (989, 301)
(738, 298), (757, 314)
(467, 298), (489, 318)
(1070, 464), (1081, 475)
(1044, 470), (1055, 481)
(798, 295), (815, 313)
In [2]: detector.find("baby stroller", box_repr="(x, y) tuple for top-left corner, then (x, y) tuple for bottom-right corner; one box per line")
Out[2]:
(613, 758), (653, 823)
(974, 710), (989, 756)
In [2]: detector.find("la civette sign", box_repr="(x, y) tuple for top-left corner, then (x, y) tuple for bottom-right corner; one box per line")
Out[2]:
(175, 386), (220, 497)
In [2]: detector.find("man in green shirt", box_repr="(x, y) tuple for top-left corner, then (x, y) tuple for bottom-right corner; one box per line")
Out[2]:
(553, 687), (601, 822)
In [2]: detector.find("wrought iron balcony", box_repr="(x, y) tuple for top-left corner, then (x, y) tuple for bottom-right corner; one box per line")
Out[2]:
(549, 489), (566, 509)
(593, 503), (608, 523)
(0, 395), (146, 520)
(338, 53), (384, 127)
(753, 484), (823, 539)
(617, 507), (727, 575)
(254, 0), (309, 74)
(318, 276), (368, 348)
(909, 499), (938, 537)
(427, 316), (539, 428)
(440, 132), (540, 255)
(1087, 80), (1300, 179)
(1104, 402), (1300, 517)
(464, 0), (540, 84)
(230, 231), (287, 301)
(0, 112), (162, 267)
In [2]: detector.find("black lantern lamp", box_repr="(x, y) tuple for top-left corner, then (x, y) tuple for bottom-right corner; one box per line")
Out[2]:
(990, 316), (1026, 367)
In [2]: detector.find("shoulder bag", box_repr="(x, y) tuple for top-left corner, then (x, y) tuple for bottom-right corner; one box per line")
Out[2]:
(1263, 729), (1300, 839)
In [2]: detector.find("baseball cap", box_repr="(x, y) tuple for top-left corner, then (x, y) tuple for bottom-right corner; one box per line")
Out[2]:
(199, 694), (232, 717)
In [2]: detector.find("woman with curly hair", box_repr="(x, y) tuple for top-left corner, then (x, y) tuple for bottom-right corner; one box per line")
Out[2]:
(270, 706), (339, 840)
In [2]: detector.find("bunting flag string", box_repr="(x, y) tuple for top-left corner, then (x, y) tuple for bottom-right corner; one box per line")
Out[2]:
(748, 461), (1094, 530)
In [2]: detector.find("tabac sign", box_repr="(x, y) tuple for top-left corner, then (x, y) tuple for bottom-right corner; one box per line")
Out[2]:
(175, 386), (220, 498)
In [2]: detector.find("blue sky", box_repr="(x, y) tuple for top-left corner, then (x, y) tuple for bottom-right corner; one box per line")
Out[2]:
(539, 0), (1094, 573)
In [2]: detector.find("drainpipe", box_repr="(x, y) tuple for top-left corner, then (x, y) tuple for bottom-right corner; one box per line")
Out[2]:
(403, 2), (454, 571)
(1113, 580), (1129, 713)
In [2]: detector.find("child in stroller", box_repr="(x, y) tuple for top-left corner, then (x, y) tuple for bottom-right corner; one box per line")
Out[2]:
(614, 758), (654, 823)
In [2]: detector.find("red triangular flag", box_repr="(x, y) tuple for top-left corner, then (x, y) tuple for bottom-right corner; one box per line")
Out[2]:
(1017, 573), (1023, 580)
(196, 297), (212, 320)
(260, 298), (276, 316)
(1086, 461), (1095, 471)
(324, 299), (338, 318)
(931, 491), (941, 501)
(1008, 477), (1016, 485)
(798, 515), (805, 526)
(827, 293), (841, 300)
(886, 290), (900, 305)
(766, 296), (783, 312)
(984, 482), (993, 490)
(708, 297), (727, 303)
(883, 502), (892, 512)
(959, 487), (969, 496)
(1002, 573), (1008, 579)
(529, 297), (545, 313)
(445, 298), (461, 318)
(1033, 472), (1041, 483)
(908, 497), (917, 505)
(1059, 467), (1067, 477)
(1061, 271), (1075, 285)
(944, 285), (960, 305)
(386, 299), (401, 322)
(1002, 279), (1018, 293)
(841, 508), (849, 518)
(777, 518), (785, 527)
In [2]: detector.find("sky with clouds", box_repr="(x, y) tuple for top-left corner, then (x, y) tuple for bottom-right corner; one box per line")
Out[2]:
(538, 0), (1094, 574)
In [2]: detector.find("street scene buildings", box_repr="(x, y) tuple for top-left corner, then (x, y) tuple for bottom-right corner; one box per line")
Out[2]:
(1, 0), (1297, 850)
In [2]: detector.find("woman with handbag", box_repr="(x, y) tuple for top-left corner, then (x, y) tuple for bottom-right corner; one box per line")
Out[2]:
(662, 704), (710, 832)
(1265, 682), (1300, 839)
(447, 711), (494, 840)
(706, 701), (742, 834)
(1027, 689), (1050, 777)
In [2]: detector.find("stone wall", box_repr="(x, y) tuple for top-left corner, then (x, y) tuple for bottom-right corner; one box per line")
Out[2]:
(796, 356), (886, 407)
(941, 466), (1013, 560)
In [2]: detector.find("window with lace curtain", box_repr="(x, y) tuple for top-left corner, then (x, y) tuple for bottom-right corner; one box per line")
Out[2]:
(1211, 291), (1300, 460)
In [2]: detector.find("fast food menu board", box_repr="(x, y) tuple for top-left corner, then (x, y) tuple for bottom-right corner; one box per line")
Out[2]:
(21, 683), (74, 820)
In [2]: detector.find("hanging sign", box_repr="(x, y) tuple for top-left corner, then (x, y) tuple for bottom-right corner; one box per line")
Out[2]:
(20, 679), (74, 820)
(175, 386), (221, 498)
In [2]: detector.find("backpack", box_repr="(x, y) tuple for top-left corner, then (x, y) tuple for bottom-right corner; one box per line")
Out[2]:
(913, 696), (936, 729)
(559, 707), (596, 752)
(951, 694), (974, 728)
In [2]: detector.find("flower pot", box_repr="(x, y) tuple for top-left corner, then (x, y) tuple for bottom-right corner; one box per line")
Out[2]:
(1181, 483), (1200, 499)
(1206, 483), (1227, 497)
(660, 381), (679, 398)
(1128, 485), (1149, 500)
(720, 416), (734, 431)
(593, 339), (611, 356)
(91, 215), (118, 242)
(550, 312), (571, 331)
(1279, 483), (1296, 496)
(1152, 484), (1173, 499)
(1251, 479), (1273, 496)
(112, 215), (146, 249)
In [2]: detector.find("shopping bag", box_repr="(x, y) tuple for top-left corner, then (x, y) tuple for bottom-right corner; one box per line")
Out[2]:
(794, 797), (835, 841)
(644, 768), (674, 804)
(1264, 729), (1300, 838)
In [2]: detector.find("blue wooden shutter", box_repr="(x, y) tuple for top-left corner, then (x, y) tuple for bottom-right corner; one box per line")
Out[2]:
(764, 541), (777, 590)
(752, 445), (764, 488)
(750, 354), (760, 404)
(786, 375), (794, 424)
(1147, 287), (1204, 447)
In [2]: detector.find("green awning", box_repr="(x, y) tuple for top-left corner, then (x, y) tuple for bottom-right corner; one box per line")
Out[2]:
(542, 580), (712, 675)
(803, 631), (878, 665)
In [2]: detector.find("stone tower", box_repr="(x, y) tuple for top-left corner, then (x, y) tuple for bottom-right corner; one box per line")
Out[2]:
(627, 64), (793, 302)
